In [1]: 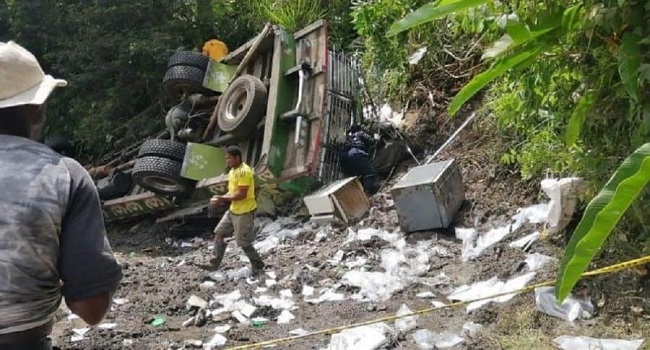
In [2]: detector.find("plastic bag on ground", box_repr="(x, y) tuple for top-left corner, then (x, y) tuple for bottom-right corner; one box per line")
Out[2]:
(535, 286), (594, 322)
(525, 253), (556, 271)
(341, 270), (405, 302)
(541, 177), (585, 234)
(553, 336), (644, 350)
(458, 203), (549, 261)
(448, 272), (536, 312)
(327, 323), (392, 350)
(412, 329), (464, 349)
(395, 304), (417, 333)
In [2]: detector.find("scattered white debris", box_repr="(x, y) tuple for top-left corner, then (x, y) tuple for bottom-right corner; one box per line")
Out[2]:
(255, 287), (268, 294)
(280, 289), (293, 299)
(534, 286), (594, 322)
(412, 329), (436, 349)
(266, 271), (277, 279)
(408, 47), (428, 65)
(71, 327), (89, 342)
(208, 272), (226, 282)
(457, 203), (549, 261)
(98, 323), (117, 329)
(122, 339), (134, 347)
(227, 267), (250, 281)
(541, 177), (585, 234)
(448, 272), (536, 312)
(253, 295), (295, 310)
(525, 253), (556, 271)
(342, 271), (405, 302)
(232, 310), (248, 323)
(420, 272), (452, 287)
(412, 329), (464, 349)
(265, 279), (277, 287)
(416, 291), (436, 299)
(238, 302), (257, 318)
(205, 334), (228, 349)
(180, 242), (193, 248)
(553, 336), (644, 350)
(213, 324), (231, 333)
(302, 285), (315, 297)
(329, 250), (345, 265)
(289, 328), (309, 336)
(431, 300), (447, 308)
(277, 310), (296, 324)
(113, 298), (129, 305)
(431, 332), (465, 348)
(462, 322), (483, 338)
(184, 339), (203, 348)
(200, 281), (216, 291)
(255, 236), (281, 254)
(395, 304), (418, 333)
(305, 288), (346, 304)
(187, 295), (209, 310)
(509, 231), (540, 249)
(327, 323), (392, 350)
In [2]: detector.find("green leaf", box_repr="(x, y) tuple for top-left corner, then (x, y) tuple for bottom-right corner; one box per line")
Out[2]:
(448, 45), (543, 116)
(482, 17), (562, 60)
(386, 0), (489, 37)
(505, 20), (532, 43)
(562, 4), (583, 33)
(618, 32), (641, 103)
(555, 143), (650, 302)
(482, 34), (514, 59)
(565, 91), (595, 146)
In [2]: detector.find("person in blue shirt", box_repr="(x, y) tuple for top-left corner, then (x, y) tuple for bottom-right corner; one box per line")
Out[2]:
(339, 124), (380, 195)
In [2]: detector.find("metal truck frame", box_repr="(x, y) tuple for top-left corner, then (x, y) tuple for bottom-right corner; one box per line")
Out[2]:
(100, 20), (361, 223)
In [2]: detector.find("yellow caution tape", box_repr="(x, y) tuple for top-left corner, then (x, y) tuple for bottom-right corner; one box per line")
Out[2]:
(225, 255), (650, 350)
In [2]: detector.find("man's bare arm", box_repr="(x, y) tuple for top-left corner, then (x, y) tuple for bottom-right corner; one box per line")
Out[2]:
(59, 158), (123, 325)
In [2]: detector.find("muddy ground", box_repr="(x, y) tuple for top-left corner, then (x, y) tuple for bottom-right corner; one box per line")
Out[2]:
(51, 109), (649, 350)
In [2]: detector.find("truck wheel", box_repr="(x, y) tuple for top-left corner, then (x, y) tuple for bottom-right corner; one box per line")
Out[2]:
(162, 65), (213, 101)
(137, 139), (187, 163)
(216, 75), (268, 135)
(132, 156), (195, 196)
(167, 51), (210, 70)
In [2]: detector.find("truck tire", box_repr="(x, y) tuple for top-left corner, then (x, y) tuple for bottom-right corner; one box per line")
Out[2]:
(167, 51), (210, 70)
(132, 156), (195, 196)
(162, 65), (213, 101)
(137, 139), (187, 163)
(216, 75), (268, 135)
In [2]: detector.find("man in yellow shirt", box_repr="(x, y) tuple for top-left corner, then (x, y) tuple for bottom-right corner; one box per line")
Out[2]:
(209, 145), (265, 275)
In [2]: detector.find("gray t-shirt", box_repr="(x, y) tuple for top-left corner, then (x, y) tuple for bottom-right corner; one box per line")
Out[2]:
(0, 135), (123, 334)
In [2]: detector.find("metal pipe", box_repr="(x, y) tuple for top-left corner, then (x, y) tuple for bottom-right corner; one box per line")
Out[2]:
(424, 112), (477, 164)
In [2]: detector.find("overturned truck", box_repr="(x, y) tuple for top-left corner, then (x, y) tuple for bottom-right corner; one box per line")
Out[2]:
(99, 20), (370, 223)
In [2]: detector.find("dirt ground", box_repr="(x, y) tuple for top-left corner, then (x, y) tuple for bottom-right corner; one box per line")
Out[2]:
(51, 108), (650, 350)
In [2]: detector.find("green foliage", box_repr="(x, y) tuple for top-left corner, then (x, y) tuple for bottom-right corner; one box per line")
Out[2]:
(387, 0), (489, 37)
(556, 143), (650, 302)
(1, 0), (260, 161)
(250, 0), (326, 32)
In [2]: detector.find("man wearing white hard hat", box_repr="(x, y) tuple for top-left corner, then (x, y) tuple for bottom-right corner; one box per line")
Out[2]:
(0, 41), (123, 349)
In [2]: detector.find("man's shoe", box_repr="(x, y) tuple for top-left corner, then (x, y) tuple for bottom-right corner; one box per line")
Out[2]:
(211, 242), (227, 269)
(241, 245), (265, 276)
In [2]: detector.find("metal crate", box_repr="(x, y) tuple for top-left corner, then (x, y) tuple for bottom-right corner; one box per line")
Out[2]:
(390, 159), (465, 232)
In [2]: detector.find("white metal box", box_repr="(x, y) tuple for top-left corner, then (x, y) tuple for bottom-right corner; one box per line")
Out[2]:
(390, 159), (465, 232)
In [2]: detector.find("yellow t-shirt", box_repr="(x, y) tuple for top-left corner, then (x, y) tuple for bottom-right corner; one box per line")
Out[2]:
(227, 163), (257, 214)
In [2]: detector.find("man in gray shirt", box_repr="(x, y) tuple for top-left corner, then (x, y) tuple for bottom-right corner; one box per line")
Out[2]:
(0, 41), (123, 349)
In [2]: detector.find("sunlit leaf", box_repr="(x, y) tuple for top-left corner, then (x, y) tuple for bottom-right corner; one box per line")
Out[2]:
(618, 32), (641, 103)
(481, 34), (514, 60)
(449, 46), (543, 116)
(562, 4), (583, 33)
(565, 91), (595, 147)
(555, 143), (650, 302)
(386, 0), (489, 37)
